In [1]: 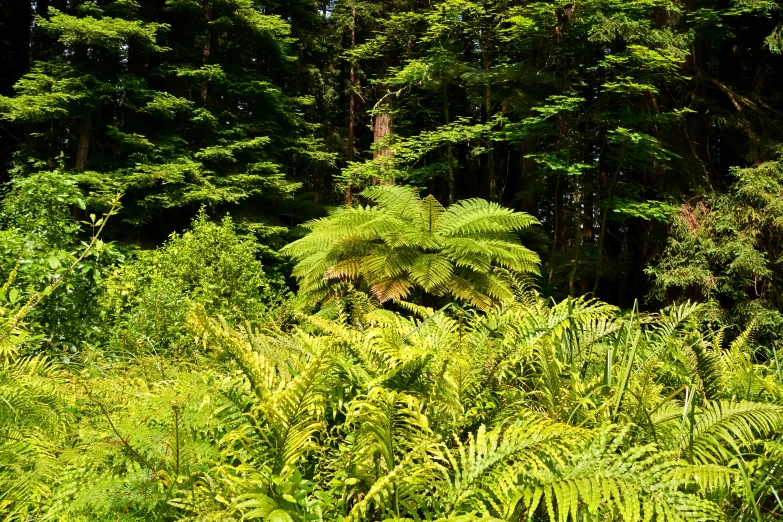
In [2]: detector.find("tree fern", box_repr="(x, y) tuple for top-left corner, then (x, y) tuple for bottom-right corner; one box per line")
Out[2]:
(281, 186), (540, 309)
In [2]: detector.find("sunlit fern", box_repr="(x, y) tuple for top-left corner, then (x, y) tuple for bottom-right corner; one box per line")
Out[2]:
(281, 185), (539, 309)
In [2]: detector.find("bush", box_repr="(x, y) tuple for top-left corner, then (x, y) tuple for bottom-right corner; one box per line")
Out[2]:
(0, 170), (122, 355)
(102, 211), (288, 356)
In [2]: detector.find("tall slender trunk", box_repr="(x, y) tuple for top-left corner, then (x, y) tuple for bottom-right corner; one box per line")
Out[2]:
(372, 107), (393, 185)
(75, 112), (92, 170)
(444, 89), (455, 204)
(200, 0), (212, 106)
(593, 165), (621, 294)
(480, 44), (496, 200)
(582, 181), (594, 242)
(568, 182), (582, 296)
(555, 179), (566, 250)
(549, 177), (564, 282)
(345, 7), (360, 204)
(580, 179), (595, 294)
(518, 137), (536, 214)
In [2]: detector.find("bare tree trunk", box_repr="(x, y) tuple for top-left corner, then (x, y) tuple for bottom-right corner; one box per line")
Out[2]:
(75, 112), (92, 170)
(484, 79), (496, 200)
(568, 182), (582, 296)
(479, 23), (497, 201)
(444, 89), (455, 204)
(372, 100), (393, 185)
(554, 179), (565, 250)
(518, 137), (536, 214)
(549, 176), (564, 282)
(593, 165), (620, 294)
(345, 7), (360, 204)
(200, 0), (212, 106)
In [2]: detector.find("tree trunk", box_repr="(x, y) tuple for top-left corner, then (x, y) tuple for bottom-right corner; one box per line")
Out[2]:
(549, 176), (564, 282)
(480, 42), (496, 200)
(372, 101), (393, 185)
(568, 182), (582, 296)
(582, 179), (594, 242)
(593, 165), (620, 294)
(518, 138), (536, 214)
(444, 89), (455, 204)
(345, 8), (360, 204)
(200, 0), (212, 106)
(75, 112), (92, 170)
(554, 178), (565, 250)
(484, 80), (496, 200)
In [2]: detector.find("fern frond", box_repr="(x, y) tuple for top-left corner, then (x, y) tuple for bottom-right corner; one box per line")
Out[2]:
(440, 414), (586, 517)
(516, 425), (725, 522)
(264, 343), (331, 479)
(688, 400), (783, 465)
(437, 199), (538, 237)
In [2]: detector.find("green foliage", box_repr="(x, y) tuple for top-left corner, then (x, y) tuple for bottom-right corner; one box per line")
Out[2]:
(282, 186), (540, 309)
(0, 170), (121, 353)
(2, 1), (783, 521)
(648, 159), (783, 344)
(0, 0), (332, 228)
(6, 286), (783, 520)
(102, 210), (286, 355)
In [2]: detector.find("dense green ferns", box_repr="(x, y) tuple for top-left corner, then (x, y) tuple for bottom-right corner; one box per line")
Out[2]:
(4, 288), (781, 520)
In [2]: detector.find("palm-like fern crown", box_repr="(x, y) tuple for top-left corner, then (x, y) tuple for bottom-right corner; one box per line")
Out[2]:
(281, 186), (540, 308)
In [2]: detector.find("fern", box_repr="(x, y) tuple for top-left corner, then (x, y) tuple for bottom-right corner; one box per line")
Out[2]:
(282, 186), (540, 309)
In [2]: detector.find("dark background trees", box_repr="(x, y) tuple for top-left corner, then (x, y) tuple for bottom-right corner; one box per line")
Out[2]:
(1, 0), (782, 332)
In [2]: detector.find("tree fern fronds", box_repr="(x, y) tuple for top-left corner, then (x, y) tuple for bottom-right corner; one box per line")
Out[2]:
(671, 464), (738, 493)
(652, 301), (708, 341)
(0, 355), (64, 433)
(345, 444), (443, 522)
(688, 341), (725, 400)
(296, 313), (362, 345)
(730, 318), (758, 354)
(409, 254), (455, 292)
(282, 188), (540, 309)
(360, 185), (423, 218)
(370, 274), (417, 303)
(393, 299), (435, 319)
(379, 355), (435, 395)
(494, 268), (540, 308)
(188, 310), (284, 400)
(264, 346), (331, 479)
(437, 198), (538, 236)
(0, 435), (60, 522)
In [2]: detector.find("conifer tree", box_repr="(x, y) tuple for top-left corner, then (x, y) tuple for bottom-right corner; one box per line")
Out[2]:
(0, 0), (332, 233)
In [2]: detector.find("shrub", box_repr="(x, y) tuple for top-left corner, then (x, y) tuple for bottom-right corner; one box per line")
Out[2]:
(102, 211), (287, 355)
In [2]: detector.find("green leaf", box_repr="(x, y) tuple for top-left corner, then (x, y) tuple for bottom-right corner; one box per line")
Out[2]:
(266, 509), (295, 522)
(237, 494), (277, 520)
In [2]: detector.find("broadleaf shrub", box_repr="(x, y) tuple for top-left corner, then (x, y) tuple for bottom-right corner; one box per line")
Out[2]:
(101, 211), (287, 355)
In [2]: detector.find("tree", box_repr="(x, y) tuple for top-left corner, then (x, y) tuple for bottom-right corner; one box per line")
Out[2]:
(282, 185), (539, 308)
(0, 0), (331, 235)
(648, 159), (783, 344)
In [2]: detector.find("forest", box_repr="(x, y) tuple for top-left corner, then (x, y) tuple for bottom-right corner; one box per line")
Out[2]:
(1, 0), (783, 520)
